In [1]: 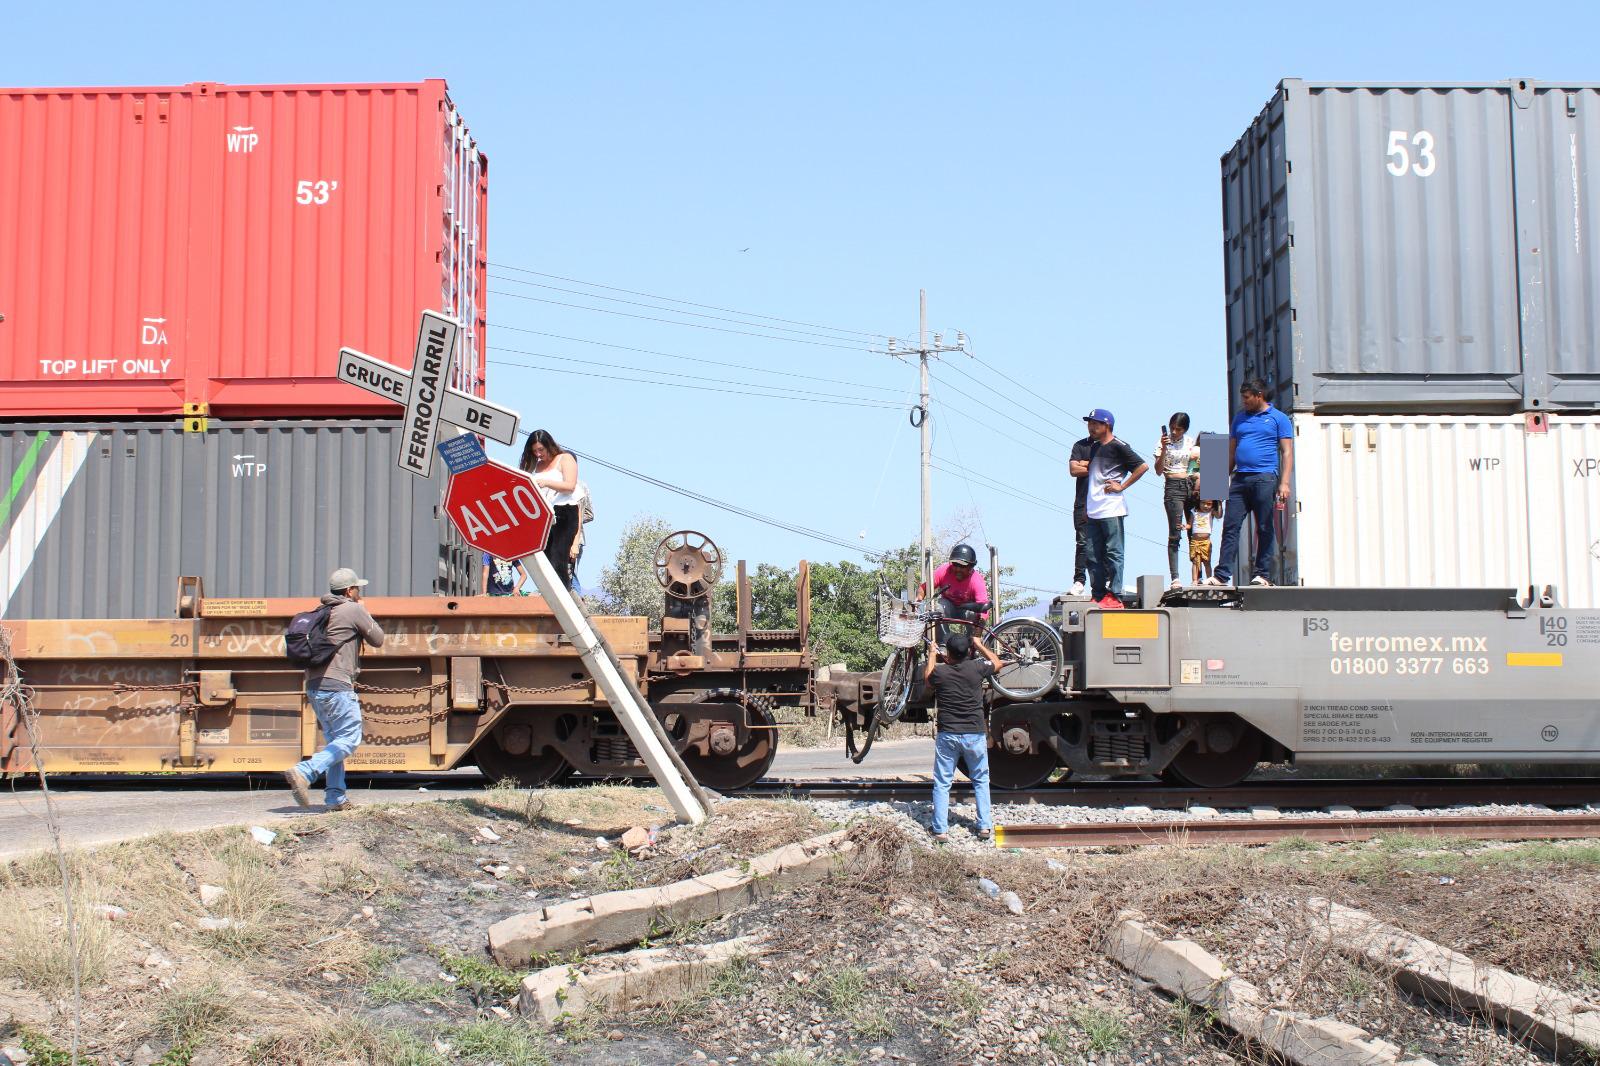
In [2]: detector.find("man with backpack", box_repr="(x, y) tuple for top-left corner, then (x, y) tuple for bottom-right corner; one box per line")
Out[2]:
(282, 567), (386, 811)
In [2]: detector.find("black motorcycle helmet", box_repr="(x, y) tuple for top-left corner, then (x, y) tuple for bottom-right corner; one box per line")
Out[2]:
(948, 543), (978, 568)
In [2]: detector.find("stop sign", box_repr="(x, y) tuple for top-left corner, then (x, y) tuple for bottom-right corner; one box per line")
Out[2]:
(443, 460), (552, 560)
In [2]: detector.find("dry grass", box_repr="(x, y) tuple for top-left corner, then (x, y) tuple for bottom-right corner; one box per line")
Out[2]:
(0, 876), (116, 991)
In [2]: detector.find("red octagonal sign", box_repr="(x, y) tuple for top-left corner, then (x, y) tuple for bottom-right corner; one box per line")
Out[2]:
(443, 460), (552, 560)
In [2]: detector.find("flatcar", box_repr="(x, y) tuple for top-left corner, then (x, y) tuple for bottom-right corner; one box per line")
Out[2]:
(858, 577), (1599, 788)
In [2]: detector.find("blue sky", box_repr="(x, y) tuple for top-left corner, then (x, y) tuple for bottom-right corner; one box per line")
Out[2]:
(13, 2), (1599, 602)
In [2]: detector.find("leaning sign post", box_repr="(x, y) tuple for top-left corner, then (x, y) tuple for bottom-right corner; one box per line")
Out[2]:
(339, 312), (710, 825)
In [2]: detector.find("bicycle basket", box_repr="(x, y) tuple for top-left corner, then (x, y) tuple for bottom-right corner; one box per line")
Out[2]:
(877, 594), (925, 648)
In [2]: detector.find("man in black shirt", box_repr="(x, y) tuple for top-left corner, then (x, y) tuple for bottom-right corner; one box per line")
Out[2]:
(923, 629), (1003, 842)
(1069, 435), (1092, 596)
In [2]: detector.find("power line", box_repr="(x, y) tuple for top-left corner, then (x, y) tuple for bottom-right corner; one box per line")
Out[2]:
(965, 346), (1081, 419)
(942, 357), (1079, 448)
(488, 322), (905, 394)
(488, 273), (883, 346)
(487, 355), (900, 410)
(930, 455), (1072, 515)
(572, 447), (889, 561)
(489, 262), (891, 340)
(488, 289), (877, 352)
(487, 344), (900, 407)
(928, 368), (1072, 450)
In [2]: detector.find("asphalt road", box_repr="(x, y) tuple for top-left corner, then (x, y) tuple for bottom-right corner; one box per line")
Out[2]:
(0, 739), (935, 860)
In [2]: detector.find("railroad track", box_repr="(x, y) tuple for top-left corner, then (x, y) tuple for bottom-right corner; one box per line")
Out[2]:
(14, 773), (1600, 811)
(992, 812), (1600, 848)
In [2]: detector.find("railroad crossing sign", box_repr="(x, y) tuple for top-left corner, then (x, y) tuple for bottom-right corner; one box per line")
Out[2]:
(337, 310), (521, 477)
(441, 455), (553, 561)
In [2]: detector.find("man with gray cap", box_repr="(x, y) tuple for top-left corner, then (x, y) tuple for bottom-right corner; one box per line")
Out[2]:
(283, 567), (385, 811)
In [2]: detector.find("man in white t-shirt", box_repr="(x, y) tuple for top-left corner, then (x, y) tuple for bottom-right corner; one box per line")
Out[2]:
(1068, 408), (1149, 610)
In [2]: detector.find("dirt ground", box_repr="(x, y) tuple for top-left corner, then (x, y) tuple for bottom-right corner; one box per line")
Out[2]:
(3, 786), (1598, 1066)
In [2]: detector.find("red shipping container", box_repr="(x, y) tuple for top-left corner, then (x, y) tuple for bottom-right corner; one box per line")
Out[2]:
(0, 80), (486, 418)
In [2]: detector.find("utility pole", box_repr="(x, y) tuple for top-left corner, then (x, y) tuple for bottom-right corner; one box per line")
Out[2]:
(919, 290), (931, 599)
(887, 291), (967, 600)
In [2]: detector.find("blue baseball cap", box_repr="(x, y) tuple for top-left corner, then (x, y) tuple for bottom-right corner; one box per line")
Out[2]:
(1083, 408), (1115, 428)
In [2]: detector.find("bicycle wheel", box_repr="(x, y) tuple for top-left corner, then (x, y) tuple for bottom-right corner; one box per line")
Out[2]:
(988, 618), (1063, 700)
(878, 646), (916, 723)
(845, 702), (879, 763)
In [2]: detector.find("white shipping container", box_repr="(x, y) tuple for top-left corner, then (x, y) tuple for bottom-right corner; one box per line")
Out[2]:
(1275, 413), (1600, 607)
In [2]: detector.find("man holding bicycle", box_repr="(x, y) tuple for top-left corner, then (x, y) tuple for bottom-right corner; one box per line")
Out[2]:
(923, 628), (1002, 842)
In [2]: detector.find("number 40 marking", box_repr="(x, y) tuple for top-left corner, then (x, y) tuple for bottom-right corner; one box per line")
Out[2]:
(1386, 130), (1437, 177)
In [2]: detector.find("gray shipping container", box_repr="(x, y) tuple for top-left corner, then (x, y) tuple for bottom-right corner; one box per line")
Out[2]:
(1223, 78), (1600, 414)
(0, 420), (474, 619)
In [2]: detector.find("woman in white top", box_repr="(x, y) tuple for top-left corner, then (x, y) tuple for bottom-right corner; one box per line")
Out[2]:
(1155, 412), (1197, 589)
(519, 429), (585, 589)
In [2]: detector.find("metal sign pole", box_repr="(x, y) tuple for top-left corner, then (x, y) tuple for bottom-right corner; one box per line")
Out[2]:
(523, 551), (710, 824)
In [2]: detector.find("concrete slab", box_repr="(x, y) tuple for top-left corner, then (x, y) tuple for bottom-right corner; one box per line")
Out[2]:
(489, 829), (859, 966)
(1306, 897), (1600, 1057)
(519, 935), (768, 1022)
(1107, 911), (1438, 1066)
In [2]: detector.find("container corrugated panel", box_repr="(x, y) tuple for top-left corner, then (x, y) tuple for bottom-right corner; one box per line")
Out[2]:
(1265, 413), (1598, 607)
(1223, 79), (1600, 414)
(0, 420), (473, 619)
(0, 81), (486, 419)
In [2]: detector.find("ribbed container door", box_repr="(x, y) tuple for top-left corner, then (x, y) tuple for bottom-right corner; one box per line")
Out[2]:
(0, 420), (471, 619)
(1513, 85), (1600, 410)
(1527, 416), (1600, 607)
(1291, 415), (1532, 591)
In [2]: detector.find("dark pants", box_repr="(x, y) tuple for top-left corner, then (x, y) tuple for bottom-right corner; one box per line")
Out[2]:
(1084, 515), (1125, 601)
(1163, 477), (1193, 581)
(1215, 473), (1278, 583)
(1072, 504), (1088, 584)
(544, 504), (581, 589)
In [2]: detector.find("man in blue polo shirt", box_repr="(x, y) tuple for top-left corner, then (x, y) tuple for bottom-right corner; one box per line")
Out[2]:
(1209, 378), (1294, 587)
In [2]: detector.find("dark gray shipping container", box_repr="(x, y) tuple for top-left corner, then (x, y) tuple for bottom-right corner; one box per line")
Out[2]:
(0, 420), (474, 619)
(1223, 78), (1600, 414)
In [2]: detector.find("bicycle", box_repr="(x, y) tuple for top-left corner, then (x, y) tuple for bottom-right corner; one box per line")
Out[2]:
(848, 582), (1063, 762)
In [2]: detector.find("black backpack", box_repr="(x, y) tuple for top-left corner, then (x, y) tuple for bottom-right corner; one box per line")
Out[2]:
(284, 604), (340, 667)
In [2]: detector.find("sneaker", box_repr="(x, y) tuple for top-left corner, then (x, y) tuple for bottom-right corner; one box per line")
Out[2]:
(1202, 576), (1227, 587)
(976, 827), (993, 842)
(324, 799), (351, 813)
(932, 832), (950, 844)
(1250, 575), (1271, 586)
(283, 767), (312, 808)
(1170, 579), (1183, 590)
(1097, 595), (1126, 610)
(1070, 580), (1085, 597)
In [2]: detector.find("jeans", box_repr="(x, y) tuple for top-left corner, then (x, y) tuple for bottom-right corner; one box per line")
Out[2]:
(1215, 472), (1279, 584)
(936, 595), (982, 644)
(1163, 478), (1193, 581)
(1084, 515), (1125, 601)
(932, 732), (992, 834)
(294, 687), (364, 806)
(1072, 504), (1088, 584)
(544, 504), (581, 589)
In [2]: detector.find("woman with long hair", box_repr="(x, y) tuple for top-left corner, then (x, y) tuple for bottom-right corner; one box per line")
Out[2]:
(519, 429), (585, 589)
(1155, 412), (1197, 589)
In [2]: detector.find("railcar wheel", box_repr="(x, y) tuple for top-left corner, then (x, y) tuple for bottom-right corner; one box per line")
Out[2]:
(987, 709), (1058, 789)
(878, 647), (916, 723)
(1162, 718), (1263, 789)
(989, 618), (1062, 700)
(680, 699), (778, 791)
(472, 735), (575, 787)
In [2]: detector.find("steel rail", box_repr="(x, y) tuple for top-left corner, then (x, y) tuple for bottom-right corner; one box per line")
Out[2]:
(992, 813), (1600, 849)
